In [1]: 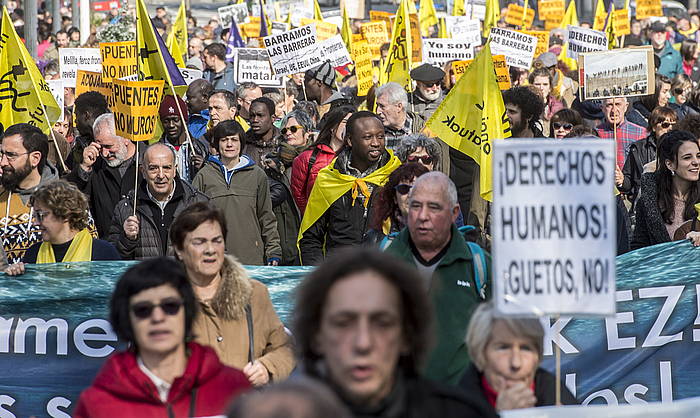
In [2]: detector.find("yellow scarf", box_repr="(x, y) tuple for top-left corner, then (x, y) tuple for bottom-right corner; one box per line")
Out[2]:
(297, 151), (402, 260)
(37, 228), (93, 263)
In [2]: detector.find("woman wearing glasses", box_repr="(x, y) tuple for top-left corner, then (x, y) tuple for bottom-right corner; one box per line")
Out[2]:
(5, 180), (119, 276)
(74, 258), (250, 417)
(548, 109), (583, 139)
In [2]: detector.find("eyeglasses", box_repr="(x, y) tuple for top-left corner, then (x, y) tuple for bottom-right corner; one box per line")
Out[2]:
(130, 298), (183, 320)
(32, 209), (51, 222)
(282, 125), (303, 135)
(407, 155), (434, 165)
(659, 121), (676, 129)
(674, 88), (689, 95)
(394, 184), (413, 195)
(0, 150), (29, 161)
(420, 81), (441, 88)
(552, 122), (574, 130)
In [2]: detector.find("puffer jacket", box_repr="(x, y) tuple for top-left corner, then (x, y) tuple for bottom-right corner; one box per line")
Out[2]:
(73, 342), (250, 418)
(290, 142), (337, 214)
(107, 178), (208, 260)
(632, 172), (673, 249)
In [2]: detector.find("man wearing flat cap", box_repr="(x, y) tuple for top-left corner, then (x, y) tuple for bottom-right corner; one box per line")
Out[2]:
(159, 95), (209, 182)
(410, 63), (445, 120)
(304, 60), (348, 116)
(649, 21), (682, 79)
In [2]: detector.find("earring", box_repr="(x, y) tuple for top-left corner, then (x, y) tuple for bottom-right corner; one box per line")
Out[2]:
(672, 170), (676, 176)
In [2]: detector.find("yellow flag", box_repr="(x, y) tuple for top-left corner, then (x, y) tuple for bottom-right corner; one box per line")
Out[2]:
(559, 0), (579, 28)
(341, 6), (353, 52)
(408, 0), (418, 14)
(313, 0), (324, 21)
(167, 34), (186, 67)
(593, 0), (606, 31)
(453, 0), (465, 16)
(438, 17), (449, 38)
(166, 0), (187, 57)
(0, 7), (61, 133)
(380, 0), (413, 91)
(604, 3), (617, 49)
(419, 0), (438, 34)
(483, 0), (500, 37)
(425, 43), (511, 201)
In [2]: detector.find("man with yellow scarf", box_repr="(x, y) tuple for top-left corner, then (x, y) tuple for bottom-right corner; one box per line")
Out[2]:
(298, 111), (402, 265)
(5, 180), (120, 275)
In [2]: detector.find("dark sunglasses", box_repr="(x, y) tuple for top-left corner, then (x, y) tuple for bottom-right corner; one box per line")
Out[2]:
(420, 81), (440, 88)
(282, 125), (303, 135)
(674, 88), (687, 95)
(407, 155), (434, 165)
(552, 122), (573, 130)
(130, 298), (183, 319)
(394, 184), (413, 195)
(659, 121), (675, 129)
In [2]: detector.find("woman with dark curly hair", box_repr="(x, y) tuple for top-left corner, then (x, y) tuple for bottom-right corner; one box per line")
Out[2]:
(5, 179), (120, 275)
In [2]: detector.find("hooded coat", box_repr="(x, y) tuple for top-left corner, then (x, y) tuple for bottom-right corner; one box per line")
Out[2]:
(73, 342), (250, 418)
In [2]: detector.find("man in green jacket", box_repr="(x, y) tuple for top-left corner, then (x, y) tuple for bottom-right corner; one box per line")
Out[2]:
(386, 171), (490, 385)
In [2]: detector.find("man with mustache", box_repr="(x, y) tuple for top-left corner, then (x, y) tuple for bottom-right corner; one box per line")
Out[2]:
(410, 63), (446, 121)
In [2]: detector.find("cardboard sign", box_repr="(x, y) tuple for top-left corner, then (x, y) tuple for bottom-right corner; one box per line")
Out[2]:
(422, 38), (474, 67)
(263, 24), (321, 77)
(318, 35), (353, 68)
(353, 40), (373, 96)
(99, 41), (138, 83)
(218, 4), (250, 27)
(179, 68), (203, 85)
(635, 0), (662, 19)
(492, 139), (617, 316)
(112, 79), (165, 142)
(59, 48), (102, 88)
(230, 48), (283, 88)
(505, 3), (535, 28)
(444, 16), (481, 45)
(488, 28), (537, 69)
(567, 25), (608, 60)
(75, 70), (114, 109)
(520, 30), (550, 58)
(452, 54), (510, 90)
(46, 80), (64, 122)
(361, 21), (390, 58)
(613, 9), (631, 36)
(538, 0), (565, 21)
(579, 47), (655, 100)
(341, 0), (365, 20)
(300, 18), (338, 41)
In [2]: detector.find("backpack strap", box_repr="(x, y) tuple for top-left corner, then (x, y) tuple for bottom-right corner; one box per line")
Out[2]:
(466, 241), (487, 300)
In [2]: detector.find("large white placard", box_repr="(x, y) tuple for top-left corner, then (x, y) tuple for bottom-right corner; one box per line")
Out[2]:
(232, 48), (284, 88)
(46, 79), (64, 122)
(492, 139), (617, 316)
(422, 38), (474, 66)
(263, 24), (321, 77)
(567, 25), (608, 60)
(59, 48), (102, 87)
(317, 35), (352, 68)
(488, 28), (537, 69)
(444, 17), (481, 45)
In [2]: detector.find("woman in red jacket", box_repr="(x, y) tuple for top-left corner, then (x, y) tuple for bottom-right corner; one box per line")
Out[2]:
(291, 105), (355, 214)
(73, 258), (250, 418)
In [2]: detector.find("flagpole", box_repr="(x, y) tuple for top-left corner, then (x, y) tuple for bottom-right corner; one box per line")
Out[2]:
(134, 0), (140, 217)
(34, 87), (68, 172)
(133, 141), (139, 217)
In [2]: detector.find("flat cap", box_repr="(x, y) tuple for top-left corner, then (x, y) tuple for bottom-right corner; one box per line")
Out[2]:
(536, 52), (558, 68)
(410, 63), (445, 82)
(650, 21), (666, 33)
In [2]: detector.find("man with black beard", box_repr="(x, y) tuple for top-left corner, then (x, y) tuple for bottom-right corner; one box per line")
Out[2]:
(502, 87), (546, 138)
(65, 113), (139, 238)
(0, 123), (58, 264)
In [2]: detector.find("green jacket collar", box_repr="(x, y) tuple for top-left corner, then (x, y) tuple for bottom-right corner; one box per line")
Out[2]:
(391, 224), (471, 267)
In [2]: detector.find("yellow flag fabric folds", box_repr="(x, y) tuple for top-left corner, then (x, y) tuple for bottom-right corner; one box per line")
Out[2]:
(438, 17), (449, 38)
(37, 228), (93, 263)
(453, 0), (465, 16)
(482, 0), (500, 37)
(425, 43), (511, 201)
(593, 0), (606, 31)
(0, 7), (61, 133)
(341, 6), (353, 52)
(313, 0), (324, 21)
(604, 4), (617, 48)
(380, 0), (413, 90)
(419, 0), (438, 34)
(166, 0), (187, 63)
(559, 0), (579, 28)
(167, 34), (186, 67)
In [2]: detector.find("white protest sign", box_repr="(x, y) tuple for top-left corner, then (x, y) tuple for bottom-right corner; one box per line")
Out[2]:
(59, 48), (102, 87)
(46, 79), (64, 122)
(465, 0), (486, 20)
(179, 68), (203, 85)
(317, 35), (352, 68)
(232, 48), (284, 88)
(567, 25), (608, 60)
(263, 24), (321, 77)
(290, 3), (314, 27)
(488, 28), (537, 69)
(422, 38), (474, 67)
(492, 139), (616, 316)
(271, 21), (288, 35)
(444, 17), (482, 45)
(218, 4), (248, 27)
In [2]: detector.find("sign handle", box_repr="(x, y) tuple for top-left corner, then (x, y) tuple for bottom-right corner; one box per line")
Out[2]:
(555, 313), (562, 406)
(613, 104), (618, 169)
(133, 141), (139, 217)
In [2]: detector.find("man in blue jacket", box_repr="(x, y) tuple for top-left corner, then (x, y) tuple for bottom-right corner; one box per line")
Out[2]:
(650, 21), (683, 79)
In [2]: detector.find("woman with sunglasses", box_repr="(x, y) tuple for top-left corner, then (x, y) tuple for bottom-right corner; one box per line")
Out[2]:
(669, 74), (699, 120)
(395, 133), (443, 172)
(74, 258), (250, 417)
(548, 109), (583, 139)
(4, 180), (119, 276)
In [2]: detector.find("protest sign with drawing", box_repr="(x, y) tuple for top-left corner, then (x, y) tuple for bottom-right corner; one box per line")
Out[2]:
(488, 28), (537, 69)
(566, 25), (608, 60)
(99, 41), (138, 82)
(218, 3), (249, 27)
(111, 79), (165, 142)
(59, 48), (102, 87)
(443, 17), (481, 45)
(263, 24), (321, 77)
(578, 47), (655, 100)
(492, 139), (617, 316)
(75, 70), (114, 109)
(452, 54), (510, 89)
(318, 35), (353, 68)
(422, 38), (474, 67)
(231, 48), (284, 88)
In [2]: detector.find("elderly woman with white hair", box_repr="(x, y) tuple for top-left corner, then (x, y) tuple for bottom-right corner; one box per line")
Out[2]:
(459, 302), (578, 413)
(394, 133), (443, 172)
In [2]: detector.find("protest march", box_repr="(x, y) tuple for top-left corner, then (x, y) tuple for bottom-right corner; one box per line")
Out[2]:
(2, 0), (700, 416)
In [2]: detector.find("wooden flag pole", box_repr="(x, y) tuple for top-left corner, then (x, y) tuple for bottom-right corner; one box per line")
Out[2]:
(133, 140), (139, 217)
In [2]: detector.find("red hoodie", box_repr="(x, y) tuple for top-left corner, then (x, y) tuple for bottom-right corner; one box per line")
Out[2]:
(291, 143), (337, 214)
(73, 342), (250, 418)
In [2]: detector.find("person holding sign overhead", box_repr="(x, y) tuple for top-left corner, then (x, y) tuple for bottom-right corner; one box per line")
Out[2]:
(595, 97), (646, 169)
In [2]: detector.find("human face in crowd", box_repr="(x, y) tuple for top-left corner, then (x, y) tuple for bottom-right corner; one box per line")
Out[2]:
(95, 130), (130, 167)
(249, 103), (273, 136)
(239, 87), (263, 116)
(0, 134), (39, 189)
(601, 98), (628, 125)
(283, 117), (307, 146)
(70, 30), (80, 42)
(303, 75), (322, 102)
(315, 271), (406, 408)
(129, 284), (186, 358)
(482, 321), (539, 393)
(202, 49), (217, 70)
(653, 117), (676, 139)
(675, 85), (691, 105)
(162, 115), (184, 141)
(291, 73), (304, 87)
(187, 85), (209, 114)
(56, 32), (69, 48)
(208, 94), (236, 126)
(552, 119), (574, 139)
(665, 141), (700, 182)
(658, 82), (672, 107)
(218, 134), (242, 163)
(532, 76), (551, 100)
(143, 146), (176, 201)
(348, 117), (385, 172)
(408, 180), (459, 252)
(32, 200), (70, 244)
(375, 95), (405, 130)
(53, 119), (70, 138)
(651, 30), (667, 49)
(188, 37), (203, 58)
(416, 80), (441, 101)
(407, 147), (435, 170)
(175, 220), (226, 282)
(631, 20), (642, 36)
(505, 103), (527, 136)
(396, 177), (416, 219)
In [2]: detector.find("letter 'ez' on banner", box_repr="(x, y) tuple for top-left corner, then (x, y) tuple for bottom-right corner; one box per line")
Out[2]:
(492, 139), (617, 316)
(112, 79), (165, 142)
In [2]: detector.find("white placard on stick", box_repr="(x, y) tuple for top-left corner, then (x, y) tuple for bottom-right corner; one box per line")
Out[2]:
(492, 139), (617, 316)
(59, 48), (102, 87)
(488, 28), (537, 69)
(422, 38), (474, 67)
(566, 25), (608, 60)
(179, 68), (203, 85)
(232, 48), (284, 88)
(46, 79), (64, 122)
(444, 17), (481, 45)
(263, 24), (321, 77)
(579, 47), (655, 100)
(217, 4), (249, 27)
(317, 35), (352, 68)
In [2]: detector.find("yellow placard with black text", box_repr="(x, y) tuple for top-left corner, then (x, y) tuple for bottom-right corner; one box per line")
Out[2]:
(505, 4), (535, 28)
(99, 41), (138, 82)
(452, 55), (511, 90)
(353, 40), (374, 96)
(300, 18), (339, 41)
(361, 21), (390, 59)
(520, 30), (550, 58)
(538, 0), (564, 21)
(613, 9), (631, 36)
(635, 0), (662, 19)
(112, 79), (165, 142)
(75, 70), (115, 109)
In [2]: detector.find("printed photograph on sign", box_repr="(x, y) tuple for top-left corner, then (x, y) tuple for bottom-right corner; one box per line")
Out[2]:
(217, 4), (249, 27)
(579, 47), (655, 100)
(232, 48), (284, 88)
(488, 27), (538, 69)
